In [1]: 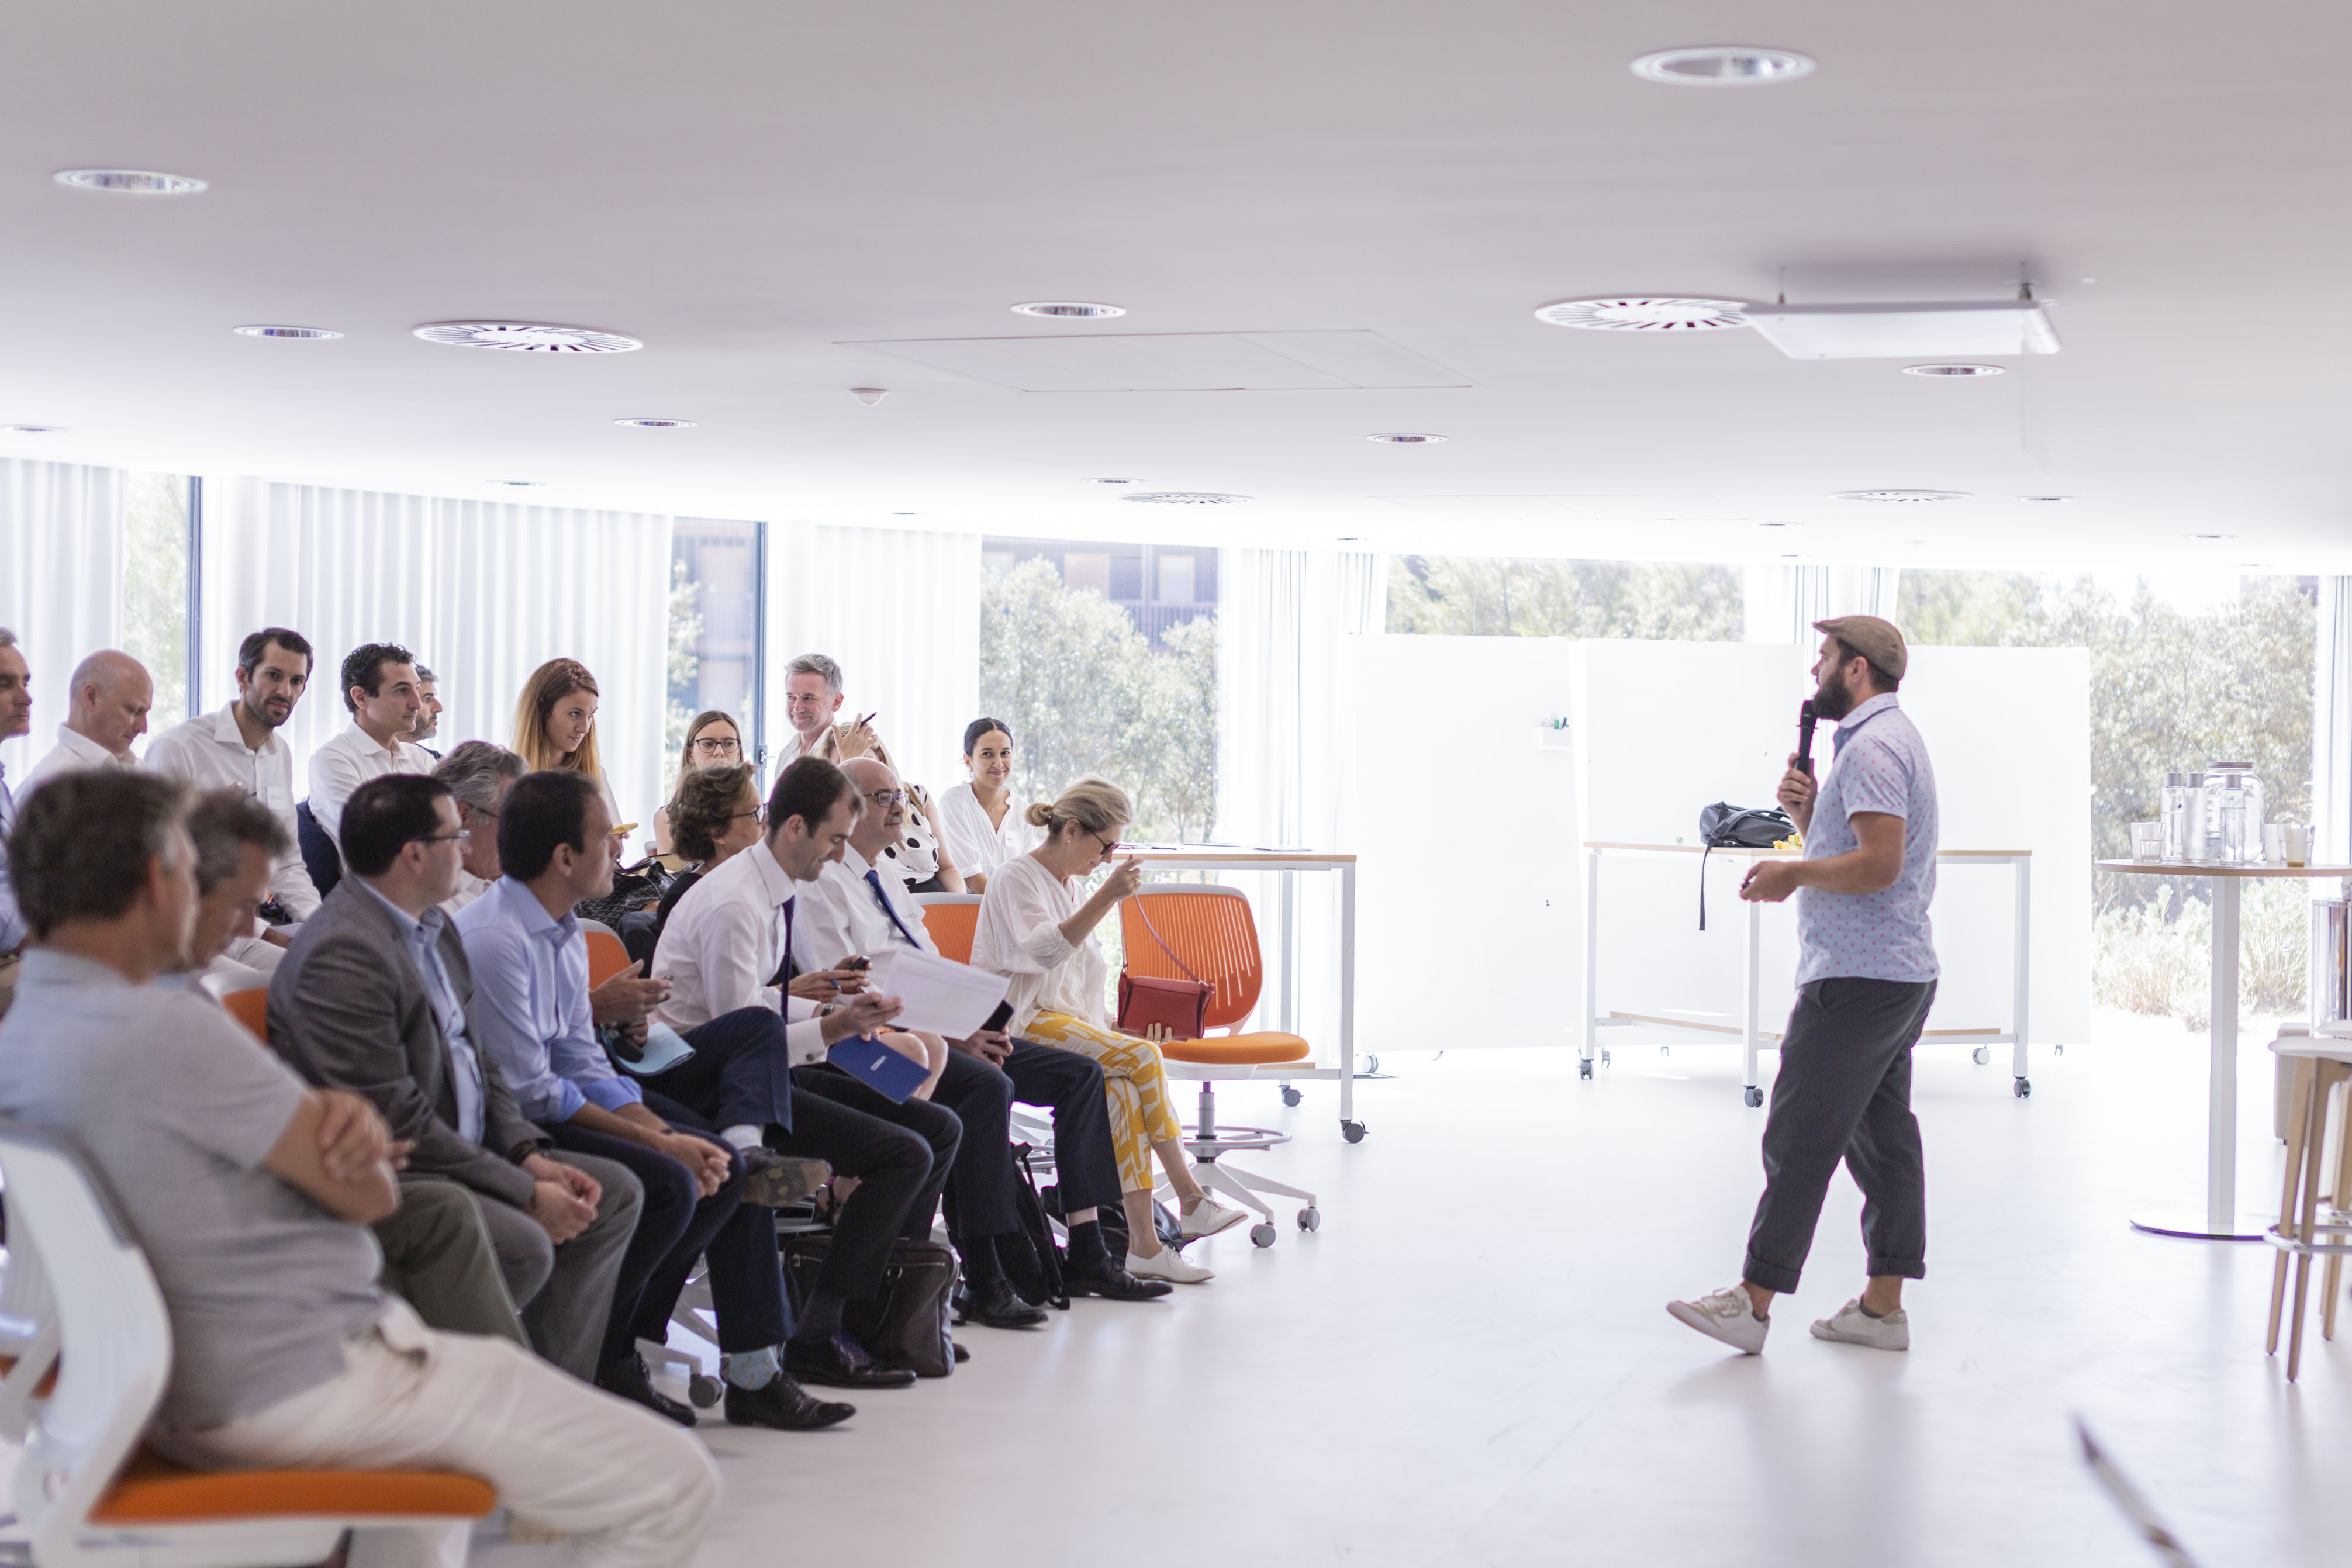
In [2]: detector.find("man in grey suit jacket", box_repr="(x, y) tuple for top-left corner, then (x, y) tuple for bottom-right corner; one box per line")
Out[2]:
(268, 773), (642, 1382)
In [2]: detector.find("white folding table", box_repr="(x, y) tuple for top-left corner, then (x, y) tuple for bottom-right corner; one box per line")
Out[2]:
(1581, 842), (2034, 1105)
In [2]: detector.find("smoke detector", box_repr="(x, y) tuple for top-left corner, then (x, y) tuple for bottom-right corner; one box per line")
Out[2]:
(1631, 47), (1815, 86)
(613, 417), (696, 429)
(1121, 492), (1250, 505)
(1535, 297), (1749, 332)
(53, 168), (206, 195)
(414, 322), (643, 353)
(235, 325), (341, 340)
(1011, 302), (1125, 319)
(1367, 433), (1447, 443)
(1834, 489), (1970, 503)
(1902, 362), (2004, 377)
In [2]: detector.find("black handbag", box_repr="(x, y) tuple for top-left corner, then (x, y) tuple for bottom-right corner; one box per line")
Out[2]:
(575, 856), (674, 930)
(996, 1144), (1070, 1312)
(1696, 803), (1797, 930)
(782, 1234), (959, 1378)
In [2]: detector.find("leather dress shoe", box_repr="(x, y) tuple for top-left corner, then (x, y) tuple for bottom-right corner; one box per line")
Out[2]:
(953, 1276), (1048, 1329)
(784, 1332), (918, 1389)
(740, 1147), (831, 1208)
(596, 1354), (696, 1427)
(724, 1375), (855, 1431)
(1062, 1253), (1173, 1301)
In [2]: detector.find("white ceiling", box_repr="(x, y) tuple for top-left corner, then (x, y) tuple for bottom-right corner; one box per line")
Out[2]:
(3, 1), (2348, 569)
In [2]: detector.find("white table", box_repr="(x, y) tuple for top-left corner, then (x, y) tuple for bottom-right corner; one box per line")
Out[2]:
(2102, 859), (2352, 1242)
(1123, 845), (1365, 1142)
(1581, 842), (2035, 1106)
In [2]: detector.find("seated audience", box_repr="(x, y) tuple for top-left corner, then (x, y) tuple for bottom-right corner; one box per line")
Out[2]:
(652, 709), (743, 857)
(0, 628), (32, 994)
(0, 769), (714, 1564)
(175, 785), (530, 1350)
(306, 642), (431, 859)
(268, 772), (643, 1381)
(23, 648), (151, 790)
(799, 755), (1163, 1311)
(652, 755), (965, 1387)
(411, 664), (444, 758)
(780, 651), (962, 892)
(935, 716), (1034, 894)
(973, 776), (1247, 1284)
(434, 740), (528, 914)
(458, 769), (850, 1430)
(514, 658), (626, 856)
(146, 628), (321, 974)
(651, 763), (766, 942)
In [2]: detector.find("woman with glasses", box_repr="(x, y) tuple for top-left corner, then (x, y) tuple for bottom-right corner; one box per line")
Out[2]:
(651, 763), (768, 944)
(652, 710), (745, 858)
(971, 775), (1247, 1285)
(935, 716), (1032, 895)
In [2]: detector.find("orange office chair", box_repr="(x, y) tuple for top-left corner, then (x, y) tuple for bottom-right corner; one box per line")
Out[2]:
(912, 894), (981, 965)
(222, 987), (270, 1042)
(1120, 886), (1319, 1246)
(584, 928), (636, 988)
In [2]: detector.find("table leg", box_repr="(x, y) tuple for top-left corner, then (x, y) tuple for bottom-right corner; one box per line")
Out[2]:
(2132, 875), (2265, 1240)
(1583, 848), (1600, 1069)
(2012, 856), (2032, 1093)
(1742, 892), (1762, 1108)
(1338, 862), (1359, 1140)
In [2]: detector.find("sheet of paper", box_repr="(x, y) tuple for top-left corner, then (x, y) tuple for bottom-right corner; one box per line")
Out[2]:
(631, 1021), (697, 1075)
(862, 948), (1010, 1038)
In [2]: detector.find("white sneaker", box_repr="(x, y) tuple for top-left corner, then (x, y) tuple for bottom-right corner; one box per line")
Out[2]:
(1128, 1246), (1214, 1284)
(1179, 1195), (1249, 1239)
(1667, 1284), (1770, 1355)
(1809, 1298), (1909, 1351)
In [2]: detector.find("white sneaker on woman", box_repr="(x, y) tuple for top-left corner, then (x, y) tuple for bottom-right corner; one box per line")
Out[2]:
(1809, 1298), (1909, 1351)
(1666, 1284), (1769, 1355)
(1179, 1196), (1249, 1239)
(1128, 1246), (1214, 1284)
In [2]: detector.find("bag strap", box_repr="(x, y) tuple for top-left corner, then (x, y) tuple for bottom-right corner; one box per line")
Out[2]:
(1129, 897), (1204, 985)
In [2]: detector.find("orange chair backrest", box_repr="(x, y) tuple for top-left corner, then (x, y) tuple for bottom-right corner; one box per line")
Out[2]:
(921, 900), (979, 966)
(1119, 888), (1263, 1030)
(223, 987), (268, 1042)
(585, 929), (636, 987)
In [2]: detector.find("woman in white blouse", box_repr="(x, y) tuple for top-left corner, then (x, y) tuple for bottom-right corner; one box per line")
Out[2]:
(972, 775), (1246, 1284)
(934, 717), (1034, 894)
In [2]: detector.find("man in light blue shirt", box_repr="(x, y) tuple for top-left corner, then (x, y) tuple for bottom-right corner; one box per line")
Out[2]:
(458, 770), (851, 1432)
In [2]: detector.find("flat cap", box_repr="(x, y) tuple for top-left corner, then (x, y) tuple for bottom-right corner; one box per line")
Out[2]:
(1813, 614), (1907, 681)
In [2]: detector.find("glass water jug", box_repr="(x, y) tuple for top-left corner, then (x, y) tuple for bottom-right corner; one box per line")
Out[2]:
(2161, 772), (2196, 864)
(2204, 762), (2265, 865)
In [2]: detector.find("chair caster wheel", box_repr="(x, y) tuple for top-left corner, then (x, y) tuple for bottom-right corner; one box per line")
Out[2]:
(688, 1374), (724, 1409)
(1579, 1058), (1594, 1080)
(1743, 1086), (1763, 1108)
(2014, 1077), (2032, 1099)
(1281, 1086), (1302, 1107)
(1298, 1206), (1320, 1232)
(1971, 1045), (1990, 1066)
(1601, 1048), (1611, 1066)
(1341, 1120), (1367, 1144)
(1250, 1223), (1277, 1248)
(1364, 1053), (1380, 1076)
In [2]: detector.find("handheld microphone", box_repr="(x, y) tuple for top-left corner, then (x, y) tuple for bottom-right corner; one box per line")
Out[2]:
(1795, 699), (1819, 777)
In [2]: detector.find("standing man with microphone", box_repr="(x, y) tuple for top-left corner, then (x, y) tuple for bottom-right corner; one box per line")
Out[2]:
(1669, 615), (1938, 1355)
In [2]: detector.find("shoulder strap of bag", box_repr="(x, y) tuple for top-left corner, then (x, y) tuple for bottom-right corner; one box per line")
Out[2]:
(1130, 897), (1203, 985)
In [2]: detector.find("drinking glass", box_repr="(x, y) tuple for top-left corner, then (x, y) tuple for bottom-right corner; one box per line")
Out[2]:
(2129, 822), (2165, 862)
(2264, 824), (2287, 865)
(2285, 824), (2312, 868)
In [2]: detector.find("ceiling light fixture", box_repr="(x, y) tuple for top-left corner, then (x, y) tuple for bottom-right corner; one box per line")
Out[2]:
(234, 325), (342, 340)
(0, 425), (64, 435)
(1902, 362), (2004, 377)
(2021, 495), (2075, 503)
(53, 167), (206, 195)
(1011, 301), (1125, 319)
(1086, 477), (1135, 485)
(415, 322), (642, 353)
(613, 417), (696, 429)
(850, 388), (888, 406)
(1834, 489), (1970, 503)
(1630, 47), (1815, 87)
(1755, 521), (1797, 528)
(1536, 296), (1748, 332)
(490, 480), (543, 488)
(1367, 432), (1447, 444)
(1121, 492), (1250, 506)
(2185, 532), (2235, 541)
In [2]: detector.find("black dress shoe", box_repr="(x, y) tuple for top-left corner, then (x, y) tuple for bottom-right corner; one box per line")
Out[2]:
(1062, 1253), (1173, 1301)
(952, 1341), (970, 1364)
(953, 1276), (1048, 1329)
(724, 1375), (855, 1431)
(784, 1332), (918, 1389)
(596, 1355), (697, 1427)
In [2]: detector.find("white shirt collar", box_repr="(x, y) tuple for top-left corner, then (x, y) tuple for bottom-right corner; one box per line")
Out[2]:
(344, 719), (409, 759)
(750, 837), (798, 909)
(54, 725), (123, 766)
(210, 700), (283, 756)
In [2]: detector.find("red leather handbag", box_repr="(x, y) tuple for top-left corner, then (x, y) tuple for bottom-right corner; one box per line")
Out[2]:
(1115, 902), (1211, 1039)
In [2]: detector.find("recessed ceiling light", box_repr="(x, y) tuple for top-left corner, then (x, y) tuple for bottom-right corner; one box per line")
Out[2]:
(1630, 47), (1815, 86)
(1011, 301), (1125, 319)
(2184, 532), (2235, 541)
(1755, 521), (1797, 528)
(53, 167), (206, 195)
(1367, 432), (1447, 444)
(1337, 536), (1365, 542)
(234, 324), (342, 340)
(0, 425), (64, 435)
(893, 511), (922, 516)
(1834, 489), (1970, 503)
(1902, 362), (2004, 377)
(1086, 477), (1136, 485)
(416, 322), (642, 353)
(491, 480), (543, 488)
(1535, 296), (1749, 332)
(613, 417), (696, 429)
(1121, 492), (1250, 505)
(851, 388), (888, 406)
(2020, 495), (2075, 503)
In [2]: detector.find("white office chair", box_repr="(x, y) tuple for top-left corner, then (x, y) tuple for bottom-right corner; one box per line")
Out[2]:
(0, 1210), (59, 1442)
(0, 1119), (496, 1568)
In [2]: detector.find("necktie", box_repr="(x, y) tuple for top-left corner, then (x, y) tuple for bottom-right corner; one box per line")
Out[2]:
(768, 895), (797, 987)
(865, 869), (924, 948)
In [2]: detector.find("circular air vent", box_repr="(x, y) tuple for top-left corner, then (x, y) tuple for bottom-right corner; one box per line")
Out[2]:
(414, 322), (643, 353)
(1902, 363), (2004, 377)
(1630, 47), (1815, 87)
(613, 417), (696, 429)
(1367, 432), (1447, 444)
(1834, 490), (1970, 503)
(53, 168), (206, 195)
(1535, 297), (1749, 331)
(1121, 492), (1250, 506)
(235, 325), (341, 340)
(1011, 302), (1125, 319)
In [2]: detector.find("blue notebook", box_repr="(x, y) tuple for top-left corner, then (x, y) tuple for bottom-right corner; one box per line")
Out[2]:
(826, 1037), (931, 1104)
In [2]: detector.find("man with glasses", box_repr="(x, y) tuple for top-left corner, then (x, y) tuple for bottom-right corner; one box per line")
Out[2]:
(268, 773), (644, 1381)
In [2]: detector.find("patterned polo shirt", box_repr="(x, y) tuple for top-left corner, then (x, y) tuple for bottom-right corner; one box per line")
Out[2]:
(1795, 692), (1940, 985)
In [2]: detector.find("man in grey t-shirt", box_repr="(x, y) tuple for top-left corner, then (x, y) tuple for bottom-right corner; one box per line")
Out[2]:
(0, 771), (714, 1567)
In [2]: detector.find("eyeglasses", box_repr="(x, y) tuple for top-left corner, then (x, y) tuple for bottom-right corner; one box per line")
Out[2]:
(419, 830), (470, 846)
(727, 804), (767, 824)
(1088, 829), (1120, 855)
(865, 789), (907, 809)
(690, 736), (741, 757)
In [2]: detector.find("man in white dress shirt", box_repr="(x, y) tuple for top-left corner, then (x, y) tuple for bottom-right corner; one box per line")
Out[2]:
(306, 641), (432, 862)
(410, 664), (444, 757)
(0, 628), (29, 1008)
(146, 628), (319, 973)
(22, 648), (150, 791)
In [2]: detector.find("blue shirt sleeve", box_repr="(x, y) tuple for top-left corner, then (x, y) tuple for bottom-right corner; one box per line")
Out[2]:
(457, 922), (586, 1125)
(549, 930), (640, 1110)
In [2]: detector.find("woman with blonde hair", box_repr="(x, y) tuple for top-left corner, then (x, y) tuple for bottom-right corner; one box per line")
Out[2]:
(652, 709), (743, 856)
(512, 657), (623, 854)
(972, 775), (1247, 1284)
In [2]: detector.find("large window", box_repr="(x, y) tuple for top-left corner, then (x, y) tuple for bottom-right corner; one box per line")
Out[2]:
(1387, 554), (1743, 638)
(122, 472), (194, 721)
(666, 518), (764, 784)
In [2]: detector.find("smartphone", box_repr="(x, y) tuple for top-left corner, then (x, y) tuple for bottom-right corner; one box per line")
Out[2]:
(840, 955), (872, 972)
(983, 999), (1014, 1034)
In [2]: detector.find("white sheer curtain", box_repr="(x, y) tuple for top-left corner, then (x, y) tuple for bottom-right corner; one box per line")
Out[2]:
(2314, 577), (2352, 863)
(0, 460), (125, 780)
(1745, 564), (1901, 642)
(199, 479), (672, 827)
(764, 522), (981, 799)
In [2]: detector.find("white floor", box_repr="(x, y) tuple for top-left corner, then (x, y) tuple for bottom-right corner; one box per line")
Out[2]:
(474, 1015), (2352, 1567)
